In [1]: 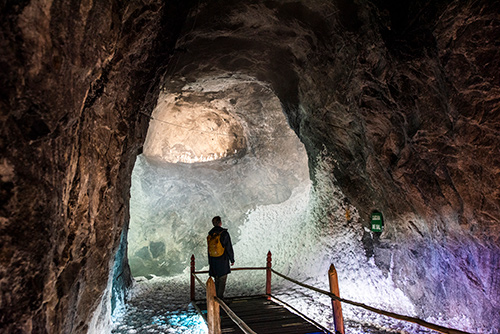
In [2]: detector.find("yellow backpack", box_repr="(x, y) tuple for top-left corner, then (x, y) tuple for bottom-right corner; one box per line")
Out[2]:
(207, 232), (225, 257)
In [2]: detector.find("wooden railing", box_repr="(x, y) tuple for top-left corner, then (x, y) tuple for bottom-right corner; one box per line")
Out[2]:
(192, 272), (257, 334)
(191, 256), (263, 334)
(190, 252), (472, 334)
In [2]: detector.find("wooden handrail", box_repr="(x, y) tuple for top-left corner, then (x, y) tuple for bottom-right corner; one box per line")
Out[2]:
(266, 251), (272, 297)
(269, 295), (330, 333)
(270, 269), (472, 334)
(191, 253), (471, 334)
(214, 296), (257, 334)
(192, 272), (257, 334)
(328, 264), (344, 334)
(193, 267), (267, 275)
(192, 272), (206, 289)
(191, 255), (195, 301)
(206, 278), (221, 334)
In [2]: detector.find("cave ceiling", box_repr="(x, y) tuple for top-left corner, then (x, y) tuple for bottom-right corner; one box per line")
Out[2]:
(149, 0), (500, 241)
(1, 0), (499, 333)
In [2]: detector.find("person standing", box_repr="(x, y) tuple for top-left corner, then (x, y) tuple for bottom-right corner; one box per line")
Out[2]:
(207, 216), (235, 300)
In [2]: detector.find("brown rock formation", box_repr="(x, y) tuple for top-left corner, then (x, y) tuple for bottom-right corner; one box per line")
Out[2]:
(1, 1), (195, 332)
(1, 0), (499, 332)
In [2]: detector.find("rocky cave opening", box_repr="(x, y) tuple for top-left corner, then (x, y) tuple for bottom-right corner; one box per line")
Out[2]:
(1, 1), (499, 334)
(127, 75), (310, 278)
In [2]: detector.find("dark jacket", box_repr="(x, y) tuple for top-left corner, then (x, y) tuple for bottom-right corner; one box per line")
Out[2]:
(208, 226), (235, 277)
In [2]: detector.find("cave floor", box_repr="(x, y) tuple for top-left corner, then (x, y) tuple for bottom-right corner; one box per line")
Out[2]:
(111, 275), (206, 334)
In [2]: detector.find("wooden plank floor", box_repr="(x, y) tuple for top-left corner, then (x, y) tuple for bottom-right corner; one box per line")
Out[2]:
(194, 295), (329, 334)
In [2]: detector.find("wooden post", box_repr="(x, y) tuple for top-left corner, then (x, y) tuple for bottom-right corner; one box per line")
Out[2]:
(266, 251), (272, 298)
(328, 264), (345, 334)
(190, 255), (195, 301)
(206, 277), (221, 334)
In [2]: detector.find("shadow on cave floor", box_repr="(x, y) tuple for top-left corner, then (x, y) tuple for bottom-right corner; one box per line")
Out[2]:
(111, 275), (435, 334)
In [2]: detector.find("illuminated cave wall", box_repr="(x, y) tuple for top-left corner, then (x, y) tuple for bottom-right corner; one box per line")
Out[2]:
(128, 77), (310, 276)
(1, 0), (499, 333)
(128, 1), (500, 331)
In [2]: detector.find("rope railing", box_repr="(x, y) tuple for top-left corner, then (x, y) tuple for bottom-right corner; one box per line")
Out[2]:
(270, 268), (472, 334)
(268, 295), (331, 333)
(190, 253), (473, 334)
(214, 295), (257, 334)
(191, 270), (257, 334)
(192, 271), (206, 288)
(193, 267), (267, 275)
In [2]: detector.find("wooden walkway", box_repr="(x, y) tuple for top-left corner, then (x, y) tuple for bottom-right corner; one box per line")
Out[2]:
(191, 253), (473, 334)
(194, 295), (329, 334)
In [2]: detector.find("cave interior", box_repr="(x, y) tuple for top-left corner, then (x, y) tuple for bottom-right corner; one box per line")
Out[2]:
(1, 0), (499, 333)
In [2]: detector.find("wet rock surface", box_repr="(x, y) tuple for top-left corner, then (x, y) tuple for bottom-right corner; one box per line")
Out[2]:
(1, 0), (499, 332)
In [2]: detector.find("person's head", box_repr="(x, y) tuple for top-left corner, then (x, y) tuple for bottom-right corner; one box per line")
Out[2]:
(212, 216), (222, 227)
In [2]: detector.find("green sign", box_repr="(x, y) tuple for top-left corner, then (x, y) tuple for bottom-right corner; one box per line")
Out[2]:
(371, 212), (384, 232)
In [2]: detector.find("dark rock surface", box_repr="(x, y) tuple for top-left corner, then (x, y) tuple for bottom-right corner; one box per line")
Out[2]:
(1, 0), (499, 333)
(1, 1), (195, 332)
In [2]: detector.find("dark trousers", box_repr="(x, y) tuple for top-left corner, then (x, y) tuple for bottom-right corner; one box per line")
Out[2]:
(214, 275), (228, 299)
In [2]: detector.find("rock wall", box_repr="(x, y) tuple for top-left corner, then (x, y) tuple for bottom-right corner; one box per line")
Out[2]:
(292, 0), (500, 329)
(1, 0), (499, 332)
(162, 0), (500, 330)
(0, 1), (195, 332)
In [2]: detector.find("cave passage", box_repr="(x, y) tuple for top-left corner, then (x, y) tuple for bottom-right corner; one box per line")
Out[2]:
(121, 75), (423, 333)
(127, 75), (311, 278)
(2, 1), (499, 333)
